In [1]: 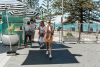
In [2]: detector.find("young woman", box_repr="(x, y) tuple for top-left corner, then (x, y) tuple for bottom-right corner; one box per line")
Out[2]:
(30, 19), (36, 42)
(44, 21), (54, 59)
(24, 21), (32, 47)
(38, 21), (45, 48)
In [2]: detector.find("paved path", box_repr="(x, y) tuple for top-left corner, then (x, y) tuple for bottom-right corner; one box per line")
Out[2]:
(3, 43), (100, 67)
(0, 44), (11, 67)
(1, 30), (100, 67)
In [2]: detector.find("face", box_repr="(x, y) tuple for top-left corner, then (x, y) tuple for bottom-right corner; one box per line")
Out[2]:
(48, 22), (51, 25)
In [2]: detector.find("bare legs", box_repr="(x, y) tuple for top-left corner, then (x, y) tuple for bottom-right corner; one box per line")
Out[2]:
(46, 42), (52, 59)
(44, 33), (53, 59)
(31, 31), (35, 42)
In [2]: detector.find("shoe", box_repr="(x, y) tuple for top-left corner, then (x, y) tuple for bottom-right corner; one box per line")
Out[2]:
(40, 44), (45, 49)
(46, 51), (48, 55)
(49, 54), (52, 59)
(40, 44), (42, 48)
(40, 46), (42, 49)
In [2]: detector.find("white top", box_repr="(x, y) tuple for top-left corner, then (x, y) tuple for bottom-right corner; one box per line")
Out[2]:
(39, 26), (45, 34)
(31, 23), (36, 31)
(24, 24), (31, 31)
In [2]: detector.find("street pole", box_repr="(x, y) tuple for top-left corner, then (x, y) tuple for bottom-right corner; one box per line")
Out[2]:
(5, 8), (10, 30)
(47, 0), (49, 21)
(5, 4), (12, 51)
(61, 0), (63, 43)
(96, 23), (99, 43)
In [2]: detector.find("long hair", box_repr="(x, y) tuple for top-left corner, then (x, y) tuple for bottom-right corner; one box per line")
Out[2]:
(46, 21), (52, 32)
(40, 21), (45, 27)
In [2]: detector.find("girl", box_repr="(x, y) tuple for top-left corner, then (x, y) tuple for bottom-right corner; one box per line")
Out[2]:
(38, 21), (45, 48)
(44, 21), (54, 59)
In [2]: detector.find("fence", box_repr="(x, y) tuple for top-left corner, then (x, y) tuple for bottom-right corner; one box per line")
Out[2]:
(62, 23), (100, 43)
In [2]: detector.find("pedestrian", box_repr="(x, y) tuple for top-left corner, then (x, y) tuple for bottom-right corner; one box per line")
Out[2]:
(30, 18), (36, 42)
(44, 21), (54, 58)
(24, 21), (32, 47)
(38, 21), (46, 48)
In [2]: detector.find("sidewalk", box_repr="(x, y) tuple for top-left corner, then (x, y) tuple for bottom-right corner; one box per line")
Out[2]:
(1, 30), (100, 67)
(3, 43), (100, 67)
(0, 44), (11, 67)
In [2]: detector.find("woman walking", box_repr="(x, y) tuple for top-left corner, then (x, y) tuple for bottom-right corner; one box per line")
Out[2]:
(38, 21), (45, 48)
(44, 21), (54, 59)
(30, 18), (36, 42)
(24, 21), (32, 47)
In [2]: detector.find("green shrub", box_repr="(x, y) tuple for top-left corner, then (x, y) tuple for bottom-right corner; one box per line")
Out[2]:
(66, 32), (73, 37)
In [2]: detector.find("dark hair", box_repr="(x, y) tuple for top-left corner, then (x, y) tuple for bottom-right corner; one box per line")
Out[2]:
(30, 19), (36, 23)
(0, 16), (2, 19)
(40, 21), (45, 26)
(30, 18), (33, 21)
(48, 21), (51, 23)
(27, 21), (30, 25)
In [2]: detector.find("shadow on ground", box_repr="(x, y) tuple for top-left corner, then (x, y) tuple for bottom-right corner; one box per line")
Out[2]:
(22, 49), (81, 65)
(0, 43), (10, 54)
(31, 42), (72, 49)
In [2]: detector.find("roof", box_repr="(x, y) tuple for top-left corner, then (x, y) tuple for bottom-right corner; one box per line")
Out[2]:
(0, 0), (25, 5)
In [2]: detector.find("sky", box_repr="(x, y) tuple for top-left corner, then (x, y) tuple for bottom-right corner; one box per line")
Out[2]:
(0, 0), (16, 2)
(0, 0), (43, 6)
(0, 0), (99, 5)
(39, 0), (44, 6)
(0, 0), (22, 4)
(0, 0), (99, 23)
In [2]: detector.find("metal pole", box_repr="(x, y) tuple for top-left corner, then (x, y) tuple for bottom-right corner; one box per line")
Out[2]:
(78, 23), (81, 43)
(22, 6), (27, 45)
(6, 8), (10, 30)
(96, 23), (99, 43)
(5, 4), (12, 51)
(61, 0), (63, 43)
(47, 0), (49, 21)
(59, 30), (60, 43)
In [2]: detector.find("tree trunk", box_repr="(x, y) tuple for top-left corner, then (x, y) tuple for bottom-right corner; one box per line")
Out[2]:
(88, 10), (91, 32)
(78, 8), (83, 42)
(80, 8), (83, 32)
